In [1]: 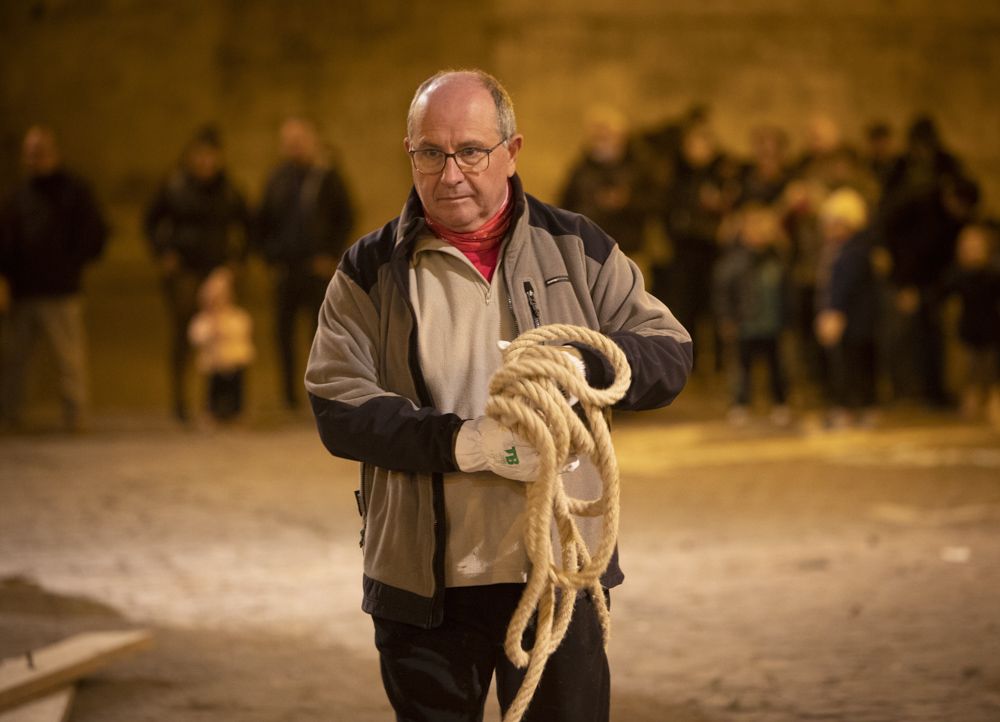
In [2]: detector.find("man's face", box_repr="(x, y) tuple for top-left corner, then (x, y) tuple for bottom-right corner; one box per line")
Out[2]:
(187, 144), (222, 182)
(22, 128), (60, 177)
(405, 77), (522, 232)
(280, 119), (319, 165)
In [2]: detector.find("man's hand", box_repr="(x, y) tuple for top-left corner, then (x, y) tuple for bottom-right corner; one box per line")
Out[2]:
(815, 309), (846, 348)
(454, 416), (577, 482)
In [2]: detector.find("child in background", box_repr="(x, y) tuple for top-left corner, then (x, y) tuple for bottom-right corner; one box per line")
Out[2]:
(188, 267), (254, 425)
(940, 224), (1000, 422)
(814, 188), (880, 428)
(713, 204), (791, 425)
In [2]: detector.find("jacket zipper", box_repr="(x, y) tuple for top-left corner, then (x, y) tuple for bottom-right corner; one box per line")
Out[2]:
(524, 280), (542, 328)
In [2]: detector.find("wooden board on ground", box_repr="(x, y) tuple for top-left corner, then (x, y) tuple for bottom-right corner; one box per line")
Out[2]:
(0, 630), (152, 711)
(0, 688), (74, 722)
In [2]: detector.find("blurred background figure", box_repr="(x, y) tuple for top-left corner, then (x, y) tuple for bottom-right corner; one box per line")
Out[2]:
(815, 188), (880, 428)
(144, 125), (251, 424)
(254, 117), (354, 411)
(938, 223), (1000, 423)
(662, 111), (739, 373)
(714, 204), (791, 426)
(877, 115), (977, 408)
(738, 125), (791, 207)
(862, 120), (897, 194)
(779, 115), (875, 404)
(188, 266), (255, 427)
(559, 105), (655, 261)
(0, 125), (108, 432)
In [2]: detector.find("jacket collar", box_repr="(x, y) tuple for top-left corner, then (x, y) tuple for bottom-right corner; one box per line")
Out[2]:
(394, 174), (528, 254)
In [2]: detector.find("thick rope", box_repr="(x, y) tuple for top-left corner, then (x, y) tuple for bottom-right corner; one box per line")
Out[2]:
(486, 324), (632, 722)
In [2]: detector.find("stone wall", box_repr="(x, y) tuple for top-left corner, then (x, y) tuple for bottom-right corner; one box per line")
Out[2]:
(2, 0), (999, 236)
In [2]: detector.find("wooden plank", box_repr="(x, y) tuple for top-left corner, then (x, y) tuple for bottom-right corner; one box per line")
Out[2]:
(0, 687), (74, 722)
(0, 630), (152, 711)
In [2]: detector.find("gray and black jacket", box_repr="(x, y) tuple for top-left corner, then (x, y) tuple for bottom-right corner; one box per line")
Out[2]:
(306, 174), (692, 628)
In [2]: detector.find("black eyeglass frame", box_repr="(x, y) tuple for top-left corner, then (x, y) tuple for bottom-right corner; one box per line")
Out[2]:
(408, 138), (509, 175)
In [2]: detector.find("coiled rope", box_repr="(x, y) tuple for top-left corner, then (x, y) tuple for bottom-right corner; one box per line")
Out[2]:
(485, 323), (632, 722)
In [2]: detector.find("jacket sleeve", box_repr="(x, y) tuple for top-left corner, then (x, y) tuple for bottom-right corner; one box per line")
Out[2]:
(305, 265), (464, 473)
(319, 167), (355, 258)
(142, 184), (171, 257)
(587, 244), (693, 410)
(71, 178), (109, 265)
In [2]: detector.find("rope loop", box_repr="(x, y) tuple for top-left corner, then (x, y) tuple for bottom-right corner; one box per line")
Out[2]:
(485, 324), (631, 722)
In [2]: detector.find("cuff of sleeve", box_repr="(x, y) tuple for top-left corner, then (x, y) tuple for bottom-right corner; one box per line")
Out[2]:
(454, 419), (488, 473)
(567, 341), (615, 389)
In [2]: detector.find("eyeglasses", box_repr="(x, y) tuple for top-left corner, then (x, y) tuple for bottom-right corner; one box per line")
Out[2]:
(408, 138), (508, 175)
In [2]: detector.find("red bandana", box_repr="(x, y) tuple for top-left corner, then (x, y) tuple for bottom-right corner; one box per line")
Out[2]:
(424, 184), (514, 282)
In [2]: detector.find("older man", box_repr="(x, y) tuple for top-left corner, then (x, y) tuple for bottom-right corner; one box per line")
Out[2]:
(306, 70), (692, 721)
(0, 126), (107, 431)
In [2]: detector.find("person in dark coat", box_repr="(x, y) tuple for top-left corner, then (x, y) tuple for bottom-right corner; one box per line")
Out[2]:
(254, 117), (354, 410)
(815, 188), (881, 427)
(938, 224), (1000, 421)
(559, 106), (655, 259)
(714, 204), (791, 425)
(877, 115), (976, 407)
(0, 126), (108, 431)
(144, 125), (251, 422)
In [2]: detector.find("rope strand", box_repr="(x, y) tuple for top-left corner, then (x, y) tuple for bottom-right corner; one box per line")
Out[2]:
(485, 324), (631, 722)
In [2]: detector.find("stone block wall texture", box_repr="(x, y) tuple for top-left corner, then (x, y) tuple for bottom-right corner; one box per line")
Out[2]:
(2, 0), (999, 236)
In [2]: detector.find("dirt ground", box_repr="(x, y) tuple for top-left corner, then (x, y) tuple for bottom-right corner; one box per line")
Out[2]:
(2, 397), (1000, 721)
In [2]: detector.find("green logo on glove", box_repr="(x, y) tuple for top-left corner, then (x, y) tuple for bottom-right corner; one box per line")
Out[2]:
(504, 446), (520, 465)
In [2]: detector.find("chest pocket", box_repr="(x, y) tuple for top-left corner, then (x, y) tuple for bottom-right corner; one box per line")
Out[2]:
(530, 274), (595, 329)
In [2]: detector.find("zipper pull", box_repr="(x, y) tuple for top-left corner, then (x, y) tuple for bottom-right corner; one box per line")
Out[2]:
(523, 281), (541, 328)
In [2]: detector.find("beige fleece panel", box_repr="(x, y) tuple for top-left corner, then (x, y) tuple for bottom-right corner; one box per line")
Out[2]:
(410, 233), (529, 587)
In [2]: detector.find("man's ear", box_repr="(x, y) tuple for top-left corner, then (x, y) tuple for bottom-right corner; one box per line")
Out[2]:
(505, 134), (524, 176)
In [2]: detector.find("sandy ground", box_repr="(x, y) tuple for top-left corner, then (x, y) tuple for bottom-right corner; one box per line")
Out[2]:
(2, 402), (1000, 721)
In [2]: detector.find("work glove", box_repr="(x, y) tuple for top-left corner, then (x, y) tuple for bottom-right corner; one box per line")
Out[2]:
(454, 415), (579, 482)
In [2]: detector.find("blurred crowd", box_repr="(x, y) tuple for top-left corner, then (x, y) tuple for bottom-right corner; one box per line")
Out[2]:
(0, 118), (353, 430)
(559, 106), (1000, 428)
(1, 106), (999, 432)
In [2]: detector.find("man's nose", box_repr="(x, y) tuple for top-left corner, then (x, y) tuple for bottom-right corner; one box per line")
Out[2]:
(440, 155), (465, 183)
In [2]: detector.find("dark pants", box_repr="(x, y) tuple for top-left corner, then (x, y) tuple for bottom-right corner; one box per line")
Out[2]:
(888, 292), (948, 405)
(735, 336), (788, 407)
(207, 369), (245, 420)
(823, 338), (877, 410)
(162, 271), (204, 421)
(373, 584), (610, 722)
(274, 266), (327, 408)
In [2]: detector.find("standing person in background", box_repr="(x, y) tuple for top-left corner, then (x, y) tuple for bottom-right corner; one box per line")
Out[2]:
(713, 204), (791, 426)
(559, 105), (655, 262)
(188, 266), (255, 427)
(878, 115), (976, 408)
(663, 114), (738, 372)
(780, 115), (877, 404)
(144, 125), (251, 424)
(0, 126), (108, 432)
(938, 224), (1000, 423)
(814, 188), (881, 428)
(305, 69), (691, 722)
(255, 117), (354, 411)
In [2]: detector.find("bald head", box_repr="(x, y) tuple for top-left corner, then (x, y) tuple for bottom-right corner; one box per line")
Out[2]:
(407, 70), (517, 142)
(280, 117), (321, 165)
(22, 126), (61, 177)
